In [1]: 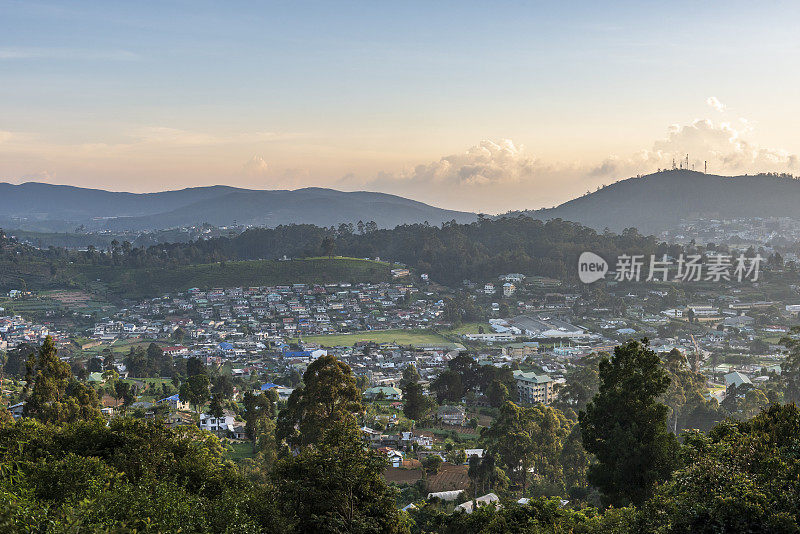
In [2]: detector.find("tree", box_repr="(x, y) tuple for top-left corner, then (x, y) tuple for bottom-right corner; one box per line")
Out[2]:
(3, 343), (35, 378)
(212, 374), (235, 399)
(402, 381), (435, 421)
(102, 350), (116, 371)
(171, 327), (186, 343)
(779, 327), (800, 404)
(208, 393), (225, 437)
(467, 453), (509, 496)
(486, 379), (510, 408)
(321, 235), (336, 258)
(400, 364), (421, 389)
(483, 401), (570, 492)
(580, 339), (681, 507)
(87, 357), (104, 373)
(179, 373), (210, 413)
(276, 355), (363, 448)
(430, 370), (463, 403)
(186, 356), (205, 378)
(640, 404), (800, 532)
(113, 380), (136, 413)
(273, 421), (405, 534)
(661, 348), (709, 433)
(554, 353), (602, 415)
(23, 336), (101, 423)
(243, 391), (274, 452)
(423, 455), (443, 474)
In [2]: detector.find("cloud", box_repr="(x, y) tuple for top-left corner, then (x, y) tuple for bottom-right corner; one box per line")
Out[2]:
(589, 116), (798, 178)
(651, 118), (797, 171)
(706, 96), (726, 112)
(379, 139), (539, 187)
(0, 47), (139, 61)
(242, 155), (269, 176)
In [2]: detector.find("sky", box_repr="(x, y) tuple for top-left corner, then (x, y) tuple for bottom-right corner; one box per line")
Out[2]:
(1, 1), (799, 214)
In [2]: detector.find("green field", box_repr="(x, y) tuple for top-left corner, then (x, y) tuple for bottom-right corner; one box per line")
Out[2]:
(225, 441), (256, 462)
(81, 338), (164, 356)
(293, 329), (461, 348)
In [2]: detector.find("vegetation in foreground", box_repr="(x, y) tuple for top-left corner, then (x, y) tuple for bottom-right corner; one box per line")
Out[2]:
(1, 338), (800, 532)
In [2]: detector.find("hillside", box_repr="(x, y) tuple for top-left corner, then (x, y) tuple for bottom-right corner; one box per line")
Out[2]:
(0, 183), (476, 232)
(523, 170), (800, 233)
(0, 257), (394, 299)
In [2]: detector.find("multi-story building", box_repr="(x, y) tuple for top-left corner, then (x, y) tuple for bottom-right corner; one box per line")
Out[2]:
(513, 370), (553, 405)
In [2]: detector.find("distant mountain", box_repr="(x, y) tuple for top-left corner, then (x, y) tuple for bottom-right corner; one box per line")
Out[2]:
(520, 170), (800, 234)
(0, 183), (476, 231)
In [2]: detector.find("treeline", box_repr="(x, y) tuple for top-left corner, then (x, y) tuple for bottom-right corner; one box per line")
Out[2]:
(1, 217), (667, 287)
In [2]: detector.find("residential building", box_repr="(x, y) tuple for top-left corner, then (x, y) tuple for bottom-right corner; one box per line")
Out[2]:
(513, 370), (553, 405)
(437, 405), (466, 426)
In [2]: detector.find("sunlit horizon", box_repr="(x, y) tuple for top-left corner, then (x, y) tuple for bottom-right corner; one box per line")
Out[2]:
(2, 1), (799, 213)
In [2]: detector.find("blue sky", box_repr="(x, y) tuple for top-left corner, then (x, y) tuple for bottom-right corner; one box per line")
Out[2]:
(1, 1), (799, 212)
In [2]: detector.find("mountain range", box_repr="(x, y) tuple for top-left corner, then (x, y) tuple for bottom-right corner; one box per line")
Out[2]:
(519, 170), (800, 234)
(0, 183), (476, 232)
(2, 170), (799, 235)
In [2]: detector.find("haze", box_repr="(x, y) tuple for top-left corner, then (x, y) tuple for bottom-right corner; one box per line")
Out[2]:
(1, 0), (799, 213)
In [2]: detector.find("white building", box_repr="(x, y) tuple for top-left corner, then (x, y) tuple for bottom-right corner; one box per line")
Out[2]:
(199, 411), (235, 433)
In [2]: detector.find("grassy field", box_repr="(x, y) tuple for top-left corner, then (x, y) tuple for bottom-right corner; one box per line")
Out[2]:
(225, 441), (256, 462)
(293, 329), (459, 348)
(81, 338), (164, 356)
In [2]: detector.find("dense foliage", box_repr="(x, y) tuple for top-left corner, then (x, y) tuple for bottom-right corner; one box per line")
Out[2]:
(0, 217), (666, 291)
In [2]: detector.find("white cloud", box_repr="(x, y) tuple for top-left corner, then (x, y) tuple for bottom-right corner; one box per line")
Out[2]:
(589, 117), (798, 177)
(706, 96), (726, 112)
(652, 118), (797, 171)
(242, 155), (269, 176)
(378, 139), (539, 186)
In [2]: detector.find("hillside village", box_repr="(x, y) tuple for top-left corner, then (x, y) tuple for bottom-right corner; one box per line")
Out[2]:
(3, 254), (800, 506)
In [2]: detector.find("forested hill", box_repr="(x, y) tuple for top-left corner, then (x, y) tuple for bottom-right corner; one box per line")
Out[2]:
(0, 182), (476, 231)
(0, 217), (665, 289)
(519, 170), (800, 233)
(184, 218), (662, 285)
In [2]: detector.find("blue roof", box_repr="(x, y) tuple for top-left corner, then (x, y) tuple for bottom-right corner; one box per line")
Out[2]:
(260, 383), (279, 391)
(218, 342), (234, 350)
(157, 394), (180, 403)
(283, 350), (311, 358)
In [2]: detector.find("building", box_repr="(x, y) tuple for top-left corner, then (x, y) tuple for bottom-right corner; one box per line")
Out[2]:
(722, 315), (755, 328)
(503, 342), (539, 359)
(508, 315), (586, 339)
(724, 371), (752, 389)
(502, 283), (516, 297)
(363, 386), (403, 401)
(463, 332), (516, 343)
(455, 493), (500, 514)
(156, 394), (190, 411)
(513, 370), (553, 405)
(199, 411), (235, 434)
(437, 405), (466, 426)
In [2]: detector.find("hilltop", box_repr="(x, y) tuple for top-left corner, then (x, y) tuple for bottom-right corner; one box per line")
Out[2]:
(0, 182), (476, 232)
(521, 170), (800, 233)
